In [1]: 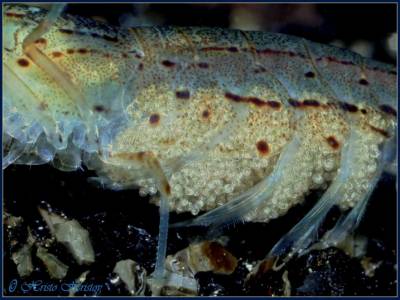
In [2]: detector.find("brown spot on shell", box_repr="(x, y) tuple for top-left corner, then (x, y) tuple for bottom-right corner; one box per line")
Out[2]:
(66, 49), (75, 54)
(379, 104), (397, 117)
(161, 60), (176, 67)
(34, 38), (47, 45)
(93, 105), (106, 112)
(227, 46), (239, 52)
(17, 58), (29, 67)
(201, 241), (238, 275)
(305, 71), (315, 78)
(339, 102), (358, 113)
(52, 51), (63, 58)
(5, 12), (25, 18)
(326, 136), (340, 150)
(202, 109), (210, 119)
(78, 48), (88, 54)
(149, 113), (160, 125)
(256, 140), (269, 156)
(137, 151), (146, 160)
(176, 90), (191, 100)
(358, 79), (369, 85)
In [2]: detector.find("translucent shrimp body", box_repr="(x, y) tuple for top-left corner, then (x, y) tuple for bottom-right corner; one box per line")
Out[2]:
(3, 5), (397, 276)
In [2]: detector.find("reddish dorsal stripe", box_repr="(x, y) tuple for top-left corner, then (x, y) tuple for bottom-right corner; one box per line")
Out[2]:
(196, 45), (395, 76)
(225, 92), (281, 109)
(200, 47), (227, 52)
(6, 12), (25, 18)
(303, 100), (320, 107)
(368, 125), (390, 138)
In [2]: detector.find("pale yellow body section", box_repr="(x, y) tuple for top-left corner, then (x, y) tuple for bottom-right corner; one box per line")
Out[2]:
(104, 84), (388, 222)
(3, 5), (396, 223)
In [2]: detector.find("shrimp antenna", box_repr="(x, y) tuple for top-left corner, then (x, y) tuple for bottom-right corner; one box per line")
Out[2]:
(22, 4), (66, 48)
(22, 4), (88, 119)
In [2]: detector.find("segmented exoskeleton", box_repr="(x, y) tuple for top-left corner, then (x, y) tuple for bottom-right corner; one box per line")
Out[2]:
(3, 4), (397, 293)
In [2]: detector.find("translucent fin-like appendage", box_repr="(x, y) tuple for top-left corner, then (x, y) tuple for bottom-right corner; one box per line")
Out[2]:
(2, 138), (31, 169)
(318, 182), (373, 250)
(319, 140), (388, 249)
(4, 64), (53, 141)
(256, 129), (365, 269)
(52, 142), (83, 171)
(171, 134), (301, 229)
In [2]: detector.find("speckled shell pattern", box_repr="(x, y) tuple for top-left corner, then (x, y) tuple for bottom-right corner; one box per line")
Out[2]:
(3, 5), (397, 223)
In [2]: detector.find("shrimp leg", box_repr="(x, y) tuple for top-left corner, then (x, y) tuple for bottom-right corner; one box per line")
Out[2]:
(247, 127), (384, 279)
(107, 151), (172, 295)
(21, 4), (87, 117)
(22, 4), (66, 48)
(318, 138), (390, 249)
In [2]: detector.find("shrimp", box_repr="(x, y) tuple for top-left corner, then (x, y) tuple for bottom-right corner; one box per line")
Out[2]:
(3, 4), (397, 293)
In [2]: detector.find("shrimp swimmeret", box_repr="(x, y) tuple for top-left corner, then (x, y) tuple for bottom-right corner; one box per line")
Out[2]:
(3, 4), (397, 293)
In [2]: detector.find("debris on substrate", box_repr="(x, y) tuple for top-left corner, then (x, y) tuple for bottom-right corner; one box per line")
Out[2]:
(112, 259), (147, 295)
(38, 208), (95, 266)
(3, 164), (397, 296)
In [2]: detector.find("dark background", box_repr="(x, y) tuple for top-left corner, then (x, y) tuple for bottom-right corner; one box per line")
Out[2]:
(3, 3), (397, 296)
